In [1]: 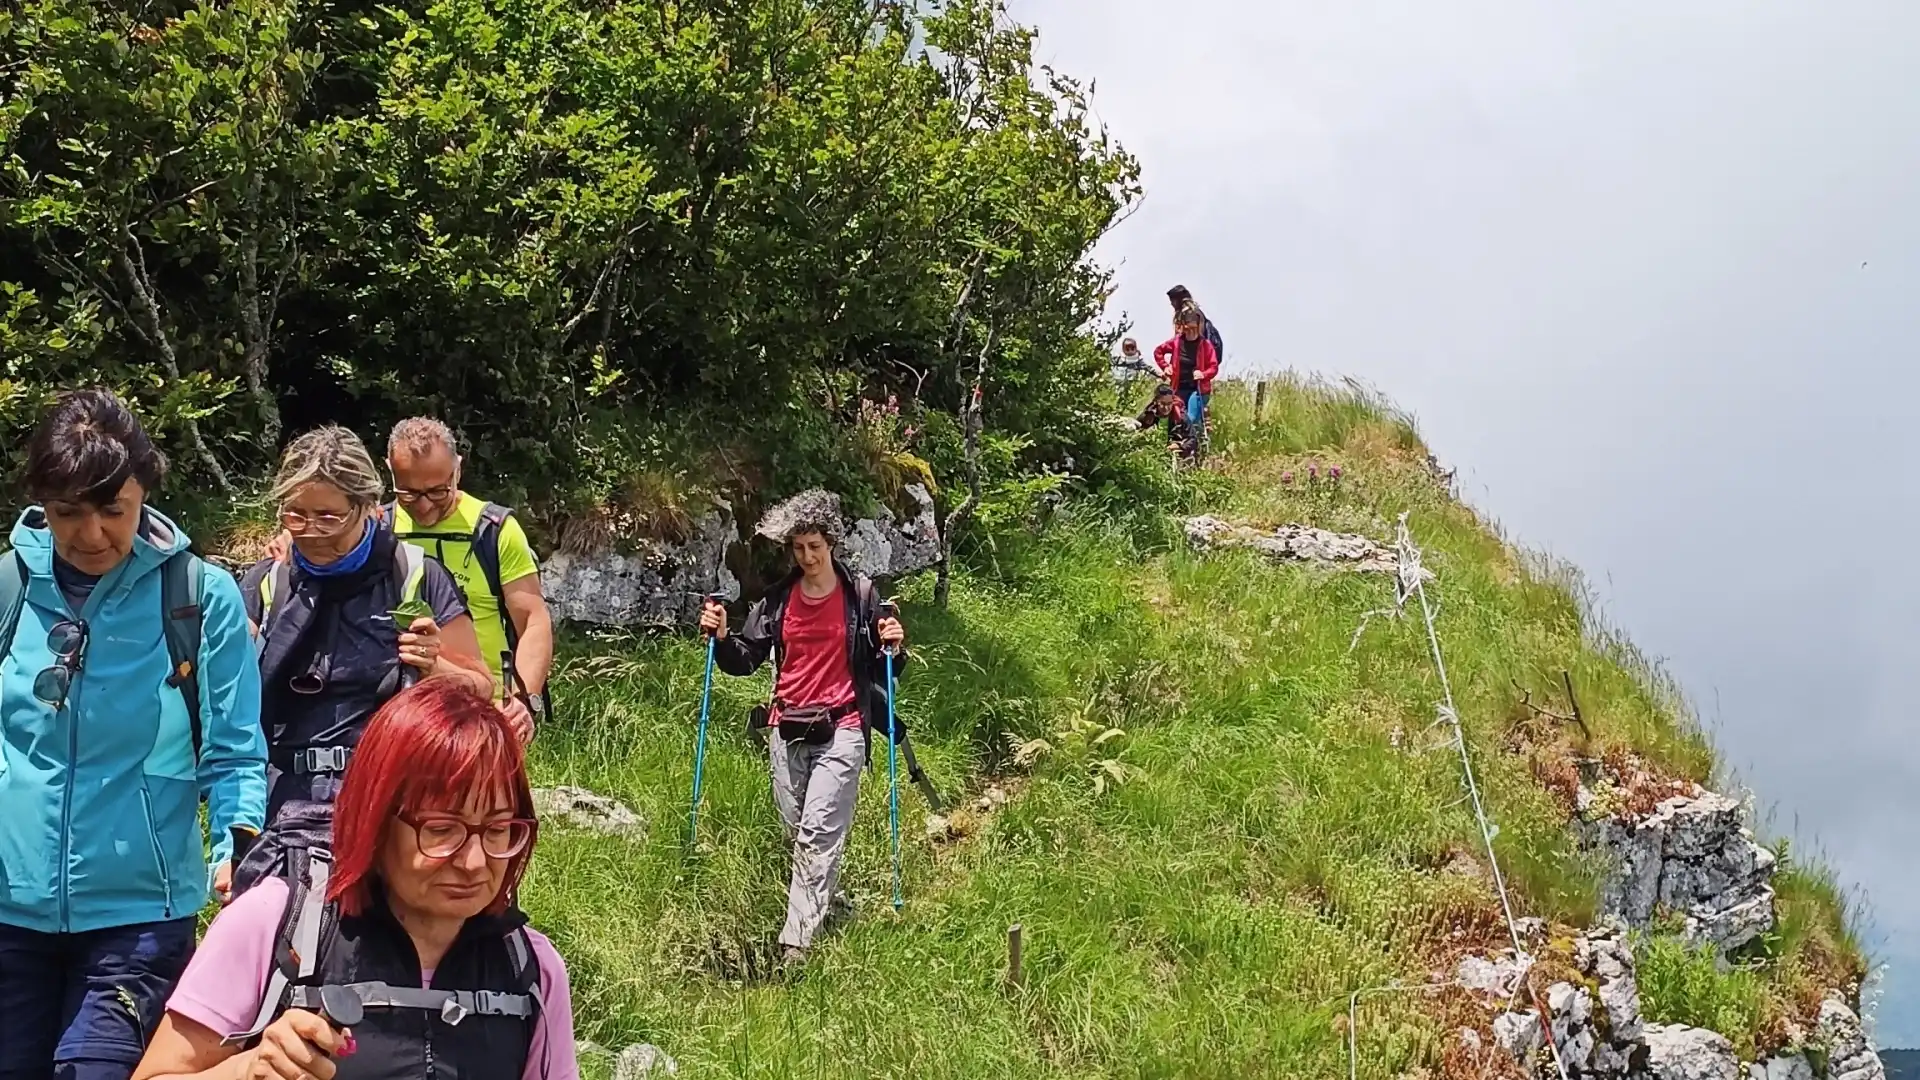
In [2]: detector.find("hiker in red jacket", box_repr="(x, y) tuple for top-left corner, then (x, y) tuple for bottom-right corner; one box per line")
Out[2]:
(1154, 304), (1220, 453)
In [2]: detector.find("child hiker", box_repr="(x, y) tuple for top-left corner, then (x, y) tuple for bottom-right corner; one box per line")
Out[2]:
(699, 490), (907, 967)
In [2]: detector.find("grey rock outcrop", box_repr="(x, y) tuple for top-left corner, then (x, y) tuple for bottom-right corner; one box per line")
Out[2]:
(838, 484), (940, 579)
(1746, 1053), (1815, 1080)
(540, 485), (940, 628)
(541, 501), (741, 627)
(1182, 516), (1406, 574)
(1817, 997), (1886, 1080)
(1579, 789), (1778, 953)
(531, 786), (645, 839)
(1474, 924), (1882, 1080)
(613, 1043), (679, 1078)
(1643, 1024), (1741, 1080)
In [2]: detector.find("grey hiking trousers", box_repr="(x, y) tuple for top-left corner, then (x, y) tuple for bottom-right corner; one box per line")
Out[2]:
(770, 725), (866, 950)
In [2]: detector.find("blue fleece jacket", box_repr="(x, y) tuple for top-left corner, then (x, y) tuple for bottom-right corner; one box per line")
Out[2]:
(0, 507), (266, 933)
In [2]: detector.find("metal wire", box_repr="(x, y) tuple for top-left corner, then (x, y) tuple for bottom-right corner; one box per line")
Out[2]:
(1344, 513), (1570, 1080)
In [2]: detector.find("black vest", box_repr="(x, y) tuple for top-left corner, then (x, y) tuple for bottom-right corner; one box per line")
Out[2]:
(246, 527), (418, 819)
(300, 894), (537, 1080)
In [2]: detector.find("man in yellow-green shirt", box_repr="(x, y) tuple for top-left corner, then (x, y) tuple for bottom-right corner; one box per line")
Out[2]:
(385, 417), (553, 740)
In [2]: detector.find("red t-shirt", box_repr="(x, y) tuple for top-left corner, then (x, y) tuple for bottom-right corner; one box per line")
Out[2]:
(775, 581), (862, 729)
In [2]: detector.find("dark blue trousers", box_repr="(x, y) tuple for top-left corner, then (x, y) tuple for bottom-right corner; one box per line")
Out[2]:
(0, 918), (197, 1080)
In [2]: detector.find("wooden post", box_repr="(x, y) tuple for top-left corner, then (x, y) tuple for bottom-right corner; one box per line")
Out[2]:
(1254, 380), (1269, 426)
(1007, 923), (1024, 991)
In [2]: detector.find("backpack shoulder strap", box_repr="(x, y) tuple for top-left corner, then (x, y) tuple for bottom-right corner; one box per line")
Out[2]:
(503, 925), (543, 995)
(0, 550), (28, 663)
(472, 502), (518, 650)
(259, 561), (293, 628)
(160, 552), (205, 763)
(227, 848), (332, 1046)
(394, 540), (427, 605)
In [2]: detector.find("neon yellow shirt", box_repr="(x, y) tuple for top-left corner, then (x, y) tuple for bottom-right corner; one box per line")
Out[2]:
(391, 492), (539, 688)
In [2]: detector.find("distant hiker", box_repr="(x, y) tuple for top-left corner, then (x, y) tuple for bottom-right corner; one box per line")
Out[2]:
(699, 490), (909, 966)
(133, 679), (581, 1080)
(1166, 283), (1226, 365)
(1154, 305), (1221, 454)
(266, 418), (552, 743)
(0, 389), (266, 1080)
(1115, 336), (1154, 378)
(385, 418), (552, 743)
(236, 426), (491, 893)
(1135, 382), (1197, 458)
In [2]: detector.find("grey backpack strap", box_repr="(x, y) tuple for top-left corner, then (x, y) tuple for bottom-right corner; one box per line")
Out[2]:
(0, 551), (27, 662)
(226, 849), (332, 1046)
(472, 502), (519, 653)
(285, 983), (535, 1024)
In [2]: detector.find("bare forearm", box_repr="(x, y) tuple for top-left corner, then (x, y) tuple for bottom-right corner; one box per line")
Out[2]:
(514, 609), (554, 693)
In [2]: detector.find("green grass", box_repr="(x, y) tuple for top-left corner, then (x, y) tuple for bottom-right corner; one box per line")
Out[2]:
(515, 377), (1858, 1078)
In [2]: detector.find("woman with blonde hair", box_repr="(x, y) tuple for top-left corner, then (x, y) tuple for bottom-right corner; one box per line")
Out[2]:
(232, 426), (490, 894)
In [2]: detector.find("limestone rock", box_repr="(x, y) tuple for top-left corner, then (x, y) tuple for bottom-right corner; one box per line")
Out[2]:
(839, 484), (940, 579)
(1817, 997), (1886, 1080)
(1181, 516), (1406, 574)
(532, 786), (645, 839)
(541, 487), (940, 628)
(613, 1043), (679, 1079)
(1493, 1011), (1542, 1059)
(541, 502), (740, 627)
(1642, 1025), (1739, 1080)
(1458, 953), (1532, 998)
(1746, 1053), (1815, 1080)
(1580, 789), (1778, 952)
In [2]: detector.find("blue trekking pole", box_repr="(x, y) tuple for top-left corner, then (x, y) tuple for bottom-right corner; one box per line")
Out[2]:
(881, 599), (903, 910)
(688, 592), (724, 847)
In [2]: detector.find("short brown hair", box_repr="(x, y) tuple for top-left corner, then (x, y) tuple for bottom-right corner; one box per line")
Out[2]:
(24, 389), (169, 506)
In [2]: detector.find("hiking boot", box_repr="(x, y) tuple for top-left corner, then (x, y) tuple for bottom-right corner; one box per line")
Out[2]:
(780, 945), (808, 970)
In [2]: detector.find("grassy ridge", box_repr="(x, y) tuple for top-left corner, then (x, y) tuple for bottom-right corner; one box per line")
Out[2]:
(518, 378), (1856, 1078)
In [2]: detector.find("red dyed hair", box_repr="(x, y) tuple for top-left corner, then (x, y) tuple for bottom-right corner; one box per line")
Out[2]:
(328, 677), (538, 918)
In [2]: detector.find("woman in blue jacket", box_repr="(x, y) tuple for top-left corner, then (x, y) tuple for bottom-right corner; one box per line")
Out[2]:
(0, 390), (267, 1080)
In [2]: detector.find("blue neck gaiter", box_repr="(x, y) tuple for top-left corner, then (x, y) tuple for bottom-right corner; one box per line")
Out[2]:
(292, 519), (377, 578)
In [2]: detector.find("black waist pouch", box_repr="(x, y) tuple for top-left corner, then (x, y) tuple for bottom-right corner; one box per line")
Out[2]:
(776, 703), (838, 745)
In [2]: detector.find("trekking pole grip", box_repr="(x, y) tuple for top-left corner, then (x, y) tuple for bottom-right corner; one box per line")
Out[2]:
(878, 598), (899, 656)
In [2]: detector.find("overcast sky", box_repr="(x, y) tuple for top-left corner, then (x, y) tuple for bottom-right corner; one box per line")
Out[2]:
(1010, 0), (1920, 1044)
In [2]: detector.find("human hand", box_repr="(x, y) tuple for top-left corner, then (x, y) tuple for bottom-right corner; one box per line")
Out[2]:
(213, 861), (235, 906)
(878, 616), (904, 650)
(699, 600), (727, 639)
(397, 617), (442, 672)
(499, 695), (535, 746)
(238, 1008), (346, 1080)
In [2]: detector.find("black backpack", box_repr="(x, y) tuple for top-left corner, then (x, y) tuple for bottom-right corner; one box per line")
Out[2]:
(0, 549), (208, 759)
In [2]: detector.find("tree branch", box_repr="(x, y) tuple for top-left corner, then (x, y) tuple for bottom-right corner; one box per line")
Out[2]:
(116, 232), (234, 495)
(1512, 675), (1591, 743)
(935, 317), (996, 607)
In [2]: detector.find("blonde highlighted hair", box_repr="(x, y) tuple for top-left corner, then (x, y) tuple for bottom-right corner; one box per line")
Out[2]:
(271, 425), (385, 509)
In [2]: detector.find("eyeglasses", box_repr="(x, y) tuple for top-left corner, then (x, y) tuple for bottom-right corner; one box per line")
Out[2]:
(279, 506), (360, 536)
(392, 482), (456, 505)
(400, 814), (535, 860)
(34, 619), (89, 710)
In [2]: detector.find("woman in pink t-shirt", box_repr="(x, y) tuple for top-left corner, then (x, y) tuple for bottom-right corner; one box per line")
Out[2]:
(132, 679), (580, 1080)
(700, 489), (908, 968)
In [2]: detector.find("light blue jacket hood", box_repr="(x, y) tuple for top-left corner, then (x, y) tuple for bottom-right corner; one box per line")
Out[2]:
(0, 505), (266, 933)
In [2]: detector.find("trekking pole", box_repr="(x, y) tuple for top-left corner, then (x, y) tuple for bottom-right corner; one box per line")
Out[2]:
(687, 592), (724, 847)
(881, 599), (903, 911)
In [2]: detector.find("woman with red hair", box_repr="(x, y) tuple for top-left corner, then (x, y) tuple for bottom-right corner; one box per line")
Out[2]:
(131, 679), (579, 1080)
